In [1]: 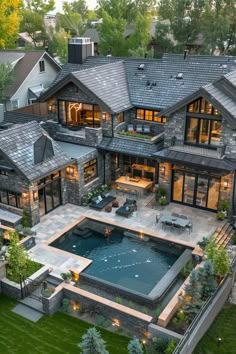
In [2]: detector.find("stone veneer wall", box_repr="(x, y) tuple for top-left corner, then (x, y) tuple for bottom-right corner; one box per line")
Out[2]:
(164, 108), (186, 148)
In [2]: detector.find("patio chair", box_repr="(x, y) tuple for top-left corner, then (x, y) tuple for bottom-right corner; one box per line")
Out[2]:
(185, 221), (193, 233)
(172, 212), (180, 218)
(143, 125), (151, 134)
(173, 223), (183, 233)
(179, 214), (188, 220)
(136, 124), (143, 133)
(128, 124), (134, 132)
(162, 221), (172, 230)
(156, 214), (161, 224)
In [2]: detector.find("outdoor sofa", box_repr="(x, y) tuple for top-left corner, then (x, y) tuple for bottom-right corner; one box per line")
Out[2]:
(90, 194), (116, 211)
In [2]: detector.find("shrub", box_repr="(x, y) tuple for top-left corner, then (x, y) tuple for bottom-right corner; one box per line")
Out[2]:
(165, 340), (177, 354)
(115, 296), (122, 304)
(22, 208), (30, 228)
(159, 195), (168, 206)
(152, 337), (168, 353)
(218, 199), (230, 212)
(128, 337), (144, 354)
(180, 260), (194, 278)
(62, 298), (71, 312)
(95, 315), (111, 328)
(197, 236), (210, 250)
(155, 186), (167, 202)
(172, 310), (187, 330)
(217, 211), (225, 220)
(60, 271), (72, 281)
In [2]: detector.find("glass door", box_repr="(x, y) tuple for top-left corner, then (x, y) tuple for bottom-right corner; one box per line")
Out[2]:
(38, 188), (46, 217)
(183, 173), (196, 205)
(196, 176), (208, 208)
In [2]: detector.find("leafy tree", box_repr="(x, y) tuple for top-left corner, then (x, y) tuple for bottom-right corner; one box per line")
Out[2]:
(48, 28), (70, 64)
(183, 269), (202, 321)
(0, 0), (21, 48)
(57, 2), (85, 36)
(212, 247), (230, 278)
(78, 327), (109, 354)
(65, 0), (88, 18)
(165, 339), (177, 354)
(0, 64), (14, 103)
(198, 260), (217, 300)
(128, 337), (144, 354)
(20, 0), (55, 47)
(97, 0), (152, 56)
(6, 231), (29, 280)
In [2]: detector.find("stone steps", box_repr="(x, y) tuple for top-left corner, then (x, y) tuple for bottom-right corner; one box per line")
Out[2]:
(212, 222), (233, 249)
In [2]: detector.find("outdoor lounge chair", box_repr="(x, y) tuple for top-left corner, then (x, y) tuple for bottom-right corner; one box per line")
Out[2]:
(143, 125), (151, 134)
(136, 124), (143, 133)
(127, 124), (134, 132)
(116, 198), (137, 217)
(90, 195), (116, 210)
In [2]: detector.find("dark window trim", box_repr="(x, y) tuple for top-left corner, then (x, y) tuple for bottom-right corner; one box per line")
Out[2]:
(84, 158), (98, 184)
(39, 60), (45, 72)
(184, 116), (222, 149)
(136, 108), (166, 123)
(171, 169), (221, 212)
(0, 189), (22, 209)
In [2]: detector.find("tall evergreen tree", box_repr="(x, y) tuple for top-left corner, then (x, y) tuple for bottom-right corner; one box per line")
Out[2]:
(183, 269), (202, 321)
(198, 260), (217, 301)
(128, 337), (144, 354)
(79, 327), (109, 354)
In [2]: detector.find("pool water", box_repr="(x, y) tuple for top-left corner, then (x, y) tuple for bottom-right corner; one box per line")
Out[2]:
(50, 219), (183, 295)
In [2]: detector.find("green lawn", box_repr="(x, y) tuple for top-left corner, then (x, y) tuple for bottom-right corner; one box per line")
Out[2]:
(0, 295), (130, 354)
(194, 304), (236, 354)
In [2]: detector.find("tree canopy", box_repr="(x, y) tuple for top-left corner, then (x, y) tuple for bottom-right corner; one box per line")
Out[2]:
(0, 0), (21, 48)
(157, 0), (236, 55)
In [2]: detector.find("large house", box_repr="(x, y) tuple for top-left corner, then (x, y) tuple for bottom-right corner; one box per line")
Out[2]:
(2, 37), (236, 226)
(0, 50), (61, 110)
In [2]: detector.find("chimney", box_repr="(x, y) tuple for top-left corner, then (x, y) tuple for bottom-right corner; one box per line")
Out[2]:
(184, 49), (188, 60)
(68, 38), (94, 64)
(0, 104), (4, 123)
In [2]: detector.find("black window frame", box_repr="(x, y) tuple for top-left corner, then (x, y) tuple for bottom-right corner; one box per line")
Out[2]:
(84, 158), (98, 184)
(39, 60), (45, 72)
(136, 108), (166, 123)
(0, 189), (22, 208)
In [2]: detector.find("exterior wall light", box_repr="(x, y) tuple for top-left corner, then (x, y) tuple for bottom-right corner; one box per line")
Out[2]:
(66, 166), (75, 177)
(22, 192), (27, 198)
(33, 191), (38, 201)
(223, 179), (228, 190)
(160, 166), (165, 177)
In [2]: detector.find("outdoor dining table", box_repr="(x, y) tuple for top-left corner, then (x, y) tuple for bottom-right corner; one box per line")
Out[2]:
(159, 212), (191, 228)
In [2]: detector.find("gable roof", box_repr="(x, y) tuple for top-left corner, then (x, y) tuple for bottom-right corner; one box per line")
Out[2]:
(0, 121), (72, 182)
(45, 53), (236, 112)
(41, 61), (132, 113)
(0, 50), (61, 98)
(160, 68), (236, 129)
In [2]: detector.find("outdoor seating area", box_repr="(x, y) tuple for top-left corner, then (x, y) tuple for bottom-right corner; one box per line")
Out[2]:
(89, 194), (116, 211)
(158, 212), (193, 233)
(127, 124), (151, 134)
(115, 198), (137, 218)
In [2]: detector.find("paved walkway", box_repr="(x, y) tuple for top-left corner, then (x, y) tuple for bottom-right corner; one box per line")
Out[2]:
(12, 304), (43, 322)
(30, 195), (221, 277)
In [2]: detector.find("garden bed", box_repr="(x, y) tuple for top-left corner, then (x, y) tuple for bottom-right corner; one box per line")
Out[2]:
(6, 259), (42, 283)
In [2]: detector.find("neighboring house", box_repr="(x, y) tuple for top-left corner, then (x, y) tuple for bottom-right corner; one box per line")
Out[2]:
(0, 50), (61, 110)
(2, 38), (236, 225)
(18, 32), (43, 48)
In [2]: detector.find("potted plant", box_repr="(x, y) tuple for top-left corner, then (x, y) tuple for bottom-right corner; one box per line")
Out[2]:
(60, 271), (72, 283)
(159, 195), (168, 206)
(217, 199), (230, 219)
(217, 211), (225, 220)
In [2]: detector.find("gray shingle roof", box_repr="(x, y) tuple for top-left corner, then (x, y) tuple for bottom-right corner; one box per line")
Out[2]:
(4, 111), (48, 124)
(97, 136), (163, 157)
(161, 68), (236, 128)
(57, 141), (96, 159)
(153, 148), (236, 172)
(72, 61), (132, 113)
(0, 121), (72, 182)
(47, 53), (236, 112)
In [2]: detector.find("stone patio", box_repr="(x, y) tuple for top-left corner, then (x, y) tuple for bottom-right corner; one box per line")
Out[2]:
(30, 193), (222, 277)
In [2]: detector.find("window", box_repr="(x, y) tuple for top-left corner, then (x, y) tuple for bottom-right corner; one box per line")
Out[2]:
(11, 100), (19, 110)
(39, 60), (45, 72)
(84, 159), (97, 184)
(187, 98), (221, 116)
(0, 170), (8, 176)
(185, 117), (222, 147)
(0, 190), (22, 208)
(136, 109), (166, 123)
(117, 112), (124, 123)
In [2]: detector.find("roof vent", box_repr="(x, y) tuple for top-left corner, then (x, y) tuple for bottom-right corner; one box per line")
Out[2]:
(146, 80), (151, 86)
(152, 81), (157, 86)
(138, 63), (145, 70)
(220, 64), (227, 69)
(176, 72), (183, 79)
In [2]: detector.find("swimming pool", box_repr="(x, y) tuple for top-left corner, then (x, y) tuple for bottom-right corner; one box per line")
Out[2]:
(50, 218), (190, 297)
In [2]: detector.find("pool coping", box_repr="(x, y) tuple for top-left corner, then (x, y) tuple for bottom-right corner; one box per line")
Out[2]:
(45, 214), (200, 303)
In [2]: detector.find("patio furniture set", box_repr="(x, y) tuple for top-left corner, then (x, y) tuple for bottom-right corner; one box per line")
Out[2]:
(89, 194), (137, 218)
(157, 212), (193, 233)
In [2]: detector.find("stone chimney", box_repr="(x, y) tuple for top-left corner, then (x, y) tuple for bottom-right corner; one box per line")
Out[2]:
(68, 38), (94, 64)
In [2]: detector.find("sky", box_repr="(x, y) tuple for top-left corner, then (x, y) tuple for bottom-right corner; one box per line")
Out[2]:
(54, 0), (98, 12)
